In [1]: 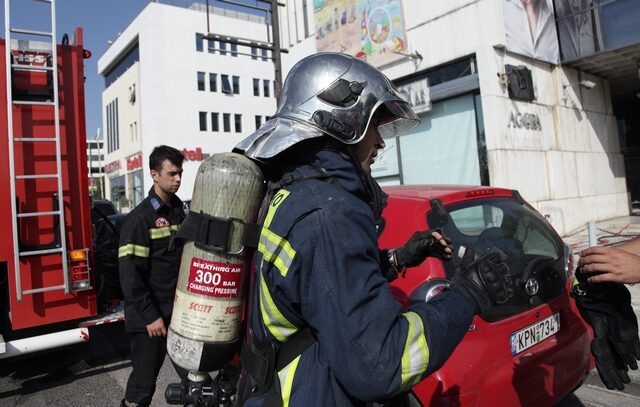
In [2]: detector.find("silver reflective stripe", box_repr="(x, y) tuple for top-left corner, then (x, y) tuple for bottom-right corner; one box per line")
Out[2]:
(278, 355), (301, 407)
(118, 244), (150, 258)
(258, 228), (296, 277)
(259, 272), (298, 342)
(400, 311), (430, 390)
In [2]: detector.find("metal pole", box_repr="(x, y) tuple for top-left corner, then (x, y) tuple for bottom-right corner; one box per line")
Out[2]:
(97, 128), (105, 199)
(206, 0), (211, 33)
(269, 0), (283, 103)
(88, 138), (94, 195)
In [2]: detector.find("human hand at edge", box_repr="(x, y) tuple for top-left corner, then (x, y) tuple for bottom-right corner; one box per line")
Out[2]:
(578, 246), (640, 284)
(146, 317), (167, 338)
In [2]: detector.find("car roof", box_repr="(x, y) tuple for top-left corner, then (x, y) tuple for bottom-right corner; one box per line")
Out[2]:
(382, 184), (515, 203)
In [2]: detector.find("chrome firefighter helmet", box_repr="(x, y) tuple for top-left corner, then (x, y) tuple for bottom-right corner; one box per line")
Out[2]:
(235, 52), (420, 159)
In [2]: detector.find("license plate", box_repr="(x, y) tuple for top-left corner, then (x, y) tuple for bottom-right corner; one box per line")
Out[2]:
(510, 313), (560, 356)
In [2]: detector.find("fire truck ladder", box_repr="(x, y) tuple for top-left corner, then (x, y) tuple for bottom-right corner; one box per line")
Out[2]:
(3, 0), (70, 302)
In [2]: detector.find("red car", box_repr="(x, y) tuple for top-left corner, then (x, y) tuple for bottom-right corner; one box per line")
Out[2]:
(379, 185), (594, 407)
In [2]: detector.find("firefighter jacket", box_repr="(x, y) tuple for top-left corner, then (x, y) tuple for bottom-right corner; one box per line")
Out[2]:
(118, 188), (185, 333)
(240, 149), (476, 406)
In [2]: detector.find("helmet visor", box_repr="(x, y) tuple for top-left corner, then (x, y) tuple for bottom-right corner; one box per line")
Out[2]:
(377, 100), (421, 139)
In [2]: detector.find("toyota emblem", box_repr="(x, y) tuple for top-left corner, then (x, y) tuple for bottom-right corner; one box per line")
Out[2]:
(525, 278), (539, 296)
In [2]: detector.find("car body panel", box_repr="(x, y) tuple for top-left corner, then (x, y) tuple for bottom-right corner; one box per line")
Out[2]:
(380, 185), (593, 406)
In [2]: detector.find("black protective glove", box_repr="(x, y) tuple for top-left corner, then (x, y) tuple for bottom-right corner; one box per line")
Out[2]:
(573, 283), (631, 390)
(572, 269), (639, 390)
(450, 248), (511, 315)
(394, 229), (452, 269)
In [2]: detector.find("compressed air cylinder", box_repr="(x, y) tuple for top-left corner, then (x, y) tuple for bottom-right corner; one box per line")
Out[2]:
(167, 152), (263, 372)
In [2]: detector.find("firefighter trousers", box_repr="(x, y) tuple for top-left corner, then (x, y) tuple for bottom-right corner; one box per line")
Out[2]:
(124, 333), (188, 406)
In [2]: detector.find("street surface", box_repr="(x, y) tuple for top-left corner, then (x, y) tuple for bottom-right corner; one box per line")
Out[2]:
(1, 215), (640, 406)
(0, 323), (184, 407)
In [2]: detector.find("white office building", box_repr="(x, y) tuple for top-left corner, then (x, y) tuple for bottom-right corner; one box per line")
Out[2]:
(276, 0), (639, 236)
(98, 1), (277, 211)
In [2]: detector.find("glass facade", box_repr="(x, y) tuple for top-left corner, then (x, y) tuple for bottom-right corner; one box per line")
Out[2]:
(110, 175), (127, 210)
(373, 94), (482, 186)
(555, 0), (640, 61)
(104, 45), (140, 88)
(129, 170), (144, 207)
(372, 57), (486, 187)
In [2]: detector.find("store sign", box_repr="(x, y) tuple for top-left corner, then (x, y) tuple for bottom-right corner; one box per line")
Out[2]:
(181, 147), (208, 162)
(105, 160), (121, 174)
(127, 154), (143, 172)
(397, 79), (431, 114)
(507, 111), (542, 131)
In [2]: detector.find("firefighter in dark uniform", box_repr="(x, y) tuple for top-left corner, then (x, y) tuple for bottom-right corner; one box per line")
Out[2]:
(234, 53), (511, 406)
(119, 145), (188, 407)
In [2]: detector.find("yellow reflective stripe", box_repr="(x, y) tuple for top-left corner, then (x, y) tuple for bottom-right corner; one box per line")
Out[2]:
(278, 355), (301, 407)
(571, 276), (579, 287)
(259, 272), (298, 342)
(118, 244), (150, 258)
(258, 228), (296, 277)
(400, 311), (430, 390)
(148, 225), (179, 239)
(264, 189), (290, 228)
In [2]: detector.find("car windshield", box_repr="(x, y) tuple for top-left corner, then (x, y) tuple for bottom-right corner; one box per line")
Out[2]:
(428, 197), (565, 321)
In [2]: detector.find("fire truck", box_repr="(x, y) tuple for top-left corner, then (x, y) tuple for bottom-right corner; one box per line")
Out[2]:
(0, 0), (122, 360)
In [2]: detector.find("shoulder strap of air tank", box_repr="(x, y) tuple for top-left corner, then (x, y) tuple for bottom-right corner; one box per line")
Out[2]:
(175, 211), (261, 252)
(268, 165), (337, 191)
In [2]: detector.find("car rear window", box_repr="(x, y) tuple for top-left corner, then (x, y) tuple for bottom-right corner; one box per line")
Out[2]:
(428, 197), (566, 322)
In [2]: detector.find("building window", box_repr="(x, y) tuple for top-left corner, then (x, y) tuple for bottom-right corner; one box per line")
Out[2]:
(209, 73), (217, 92)
(199, 112), (207, 131)
(221, 75), (232, 93)
(195, 33), (203, 52)
(223, 113), (231, 132)
(235, 114), (242, 133)
(253, 78), (260, 96)
(199, 111), (207, 131)
(251, 46), (258, 60)
(207, 38), (215, 53)
(129, 84), (136, 104)
(261, 48), (269, 61)
(232, 76), (240, 94)
(231, 43), (238, 57)
(263, 79), (270, 98)
(255, 115), (262, 130)
(106, 98), (119, 153)
(219, 41), (227, 56)
(197, 71), (205, 91)
(211, 112), (219, 132)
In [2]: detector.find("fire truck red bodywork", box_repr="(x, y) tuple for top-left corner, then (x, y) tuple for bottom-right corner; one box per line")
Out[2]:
(0, 28), (97, 335)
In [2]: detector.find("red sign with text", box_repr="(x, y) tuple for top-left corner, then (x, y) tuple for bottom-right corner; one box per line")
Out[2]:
(187, 257), (243, 298)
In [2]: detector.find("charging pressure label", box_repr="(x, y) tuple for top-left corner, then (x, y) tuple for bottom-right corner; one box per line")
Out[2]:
(187, 257), (242, 298)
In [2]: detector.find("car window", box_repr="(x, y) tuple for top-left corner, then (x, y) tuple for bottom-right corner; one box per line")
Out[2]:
(428, 197), (565, 322)
(447, 200), (558, 259)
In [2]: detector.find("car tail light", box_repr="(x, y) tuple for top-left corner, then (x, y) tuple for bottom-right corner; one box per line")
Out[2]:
(464, 189), (495, 198)
(69, 248), (92, 291)
(563, 244), (576, 282)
